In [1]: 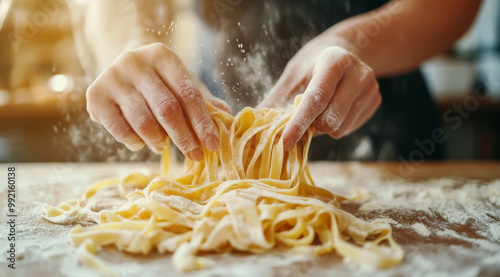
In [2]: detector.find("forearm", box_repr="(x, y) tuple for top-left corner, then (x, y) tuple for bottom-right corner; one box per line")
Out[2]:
(74, 0), (174, 75)
(327, 0), (482, 77)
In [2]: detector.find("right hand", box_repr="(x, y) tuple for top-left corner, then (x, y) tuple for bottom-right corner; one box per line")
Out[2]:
(86, 43), (231, 161)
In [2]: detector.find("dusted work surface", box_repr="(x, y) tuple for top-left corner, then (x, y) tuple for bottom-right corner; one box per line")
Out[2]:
(0, 162), (499, 277)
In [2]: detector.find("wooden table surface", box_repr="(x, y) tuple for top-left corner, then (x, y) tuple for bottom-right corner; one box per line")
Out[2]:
(1, 161), (499, 277)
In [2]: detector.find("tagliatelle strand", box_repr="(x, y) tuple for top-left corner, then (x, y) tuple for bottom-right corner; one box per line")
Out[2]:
(43, 96), (403, 275)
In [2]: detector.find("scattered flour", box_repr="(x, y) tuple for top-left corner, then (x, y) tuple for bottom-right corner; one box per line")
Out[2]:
(410, 223), (431, 237)
(2, 163), (499, 277)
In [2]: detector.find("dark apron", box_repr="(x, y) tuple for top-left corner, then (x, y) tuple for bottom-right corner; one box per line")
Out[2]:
(196, 0), (445, 161)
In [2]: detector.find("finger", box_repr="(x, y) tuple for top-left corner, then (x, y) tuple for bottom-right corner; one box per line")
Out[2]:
(97, 100), (145, 151)
(86, 76), (145, 151)
(175, 76), (221, 151)
(341, 87), (381, 137)
(324, 85), (373, 138)
(113, 52), (204, 159)
(151, 50), (220, 152)
(114, 90), (168, 154)
(311, 80), (356, 136)
(132, 72), (204, 160)
(103, 67), (167, 154)
(323, 72), (379, 138)
(313, 66), (376, 135)
(282, 61), (345, 151)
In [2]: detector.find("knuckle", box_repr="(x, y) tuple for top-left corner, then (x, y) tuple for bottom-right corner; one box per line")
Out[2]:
(116, 51), (140, 69)
(98, 67), (120, 84)
(307, 87), (329, 112)
(156, 96), (180, 120)
(85, 83), (98, 102)
(323, 47), (353, 68)
(114, 130), (132, 144)
(176, 133), (195, 151)
(365, 67), (376, 79)
(85, 86), (101, 120)
(134, 115), (156, 134)
(140, 75), (165, 93)
(106, 120), (132, 143)
(150, 42), (167, 52)
(149, 43), (172, 60)
(359, 67), (376, 83)
(177, 82), (202, 103)
(321, 110), (342, 132)
(86, 105), (97, 121)
(193, 115), (214, 133)
(335, 52), (353, 68)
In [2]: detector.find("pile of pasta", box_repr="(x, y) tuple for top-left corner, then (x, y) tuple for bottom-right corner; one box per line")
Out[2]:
(43, 97), (403, 275)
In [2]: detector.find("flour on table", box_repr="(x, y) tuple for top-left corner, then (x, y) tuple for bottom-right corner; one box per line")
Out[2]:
(410, 223), (431, 237)
(2, 163), (499, 277)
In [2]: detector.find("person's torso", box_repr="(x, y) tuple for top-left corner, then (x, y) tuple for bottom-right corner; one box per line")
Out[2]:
(195, 0), (444, 161)
(196, 0), (389, 109)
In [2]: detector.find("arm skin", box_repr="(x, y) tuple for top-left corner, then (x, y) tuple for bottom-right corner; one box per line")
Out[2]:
(73, 0), (481, 157)
(335, 0), (482, 77)
(73, 1), (162, 76)
(259, 0), (482, 151)
(70, 0), (231, 160)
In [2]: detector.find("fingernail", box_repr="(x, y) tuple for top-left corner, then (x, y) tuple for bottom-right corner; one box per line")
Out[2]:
(204, 135), (219, 152)
(155, 141), (167, 152)
(126, 142), (145, 151)
(188, 148), (204, 161)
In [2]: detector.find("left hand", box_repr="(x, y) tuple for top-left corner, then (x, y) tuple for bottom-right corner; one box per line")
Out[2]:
(259, 40), (381, 151)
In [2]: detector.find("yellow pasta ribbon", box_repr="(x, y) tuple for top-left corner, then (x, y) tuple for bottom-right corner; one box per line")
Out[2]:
(43, 97), (403, 274)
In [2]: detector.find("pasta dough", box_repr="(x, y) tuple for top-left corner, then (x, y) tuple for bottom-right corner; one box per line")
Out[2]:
(43, 97), (403, 275)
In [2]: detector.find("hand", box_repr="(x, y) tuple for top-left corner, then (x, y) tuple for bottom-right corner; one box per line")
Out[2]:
(86, 43), (231, 160)
(259, 43), (381, 151)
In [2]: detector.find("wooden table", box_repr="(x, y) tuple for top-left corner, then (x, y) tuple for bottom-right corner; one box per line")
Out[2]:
(1, 162), (499, 277)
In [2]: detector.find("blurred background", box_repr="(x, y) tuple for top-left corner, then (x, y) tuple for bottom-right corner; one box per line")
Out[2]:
(0, 0), (499, 162)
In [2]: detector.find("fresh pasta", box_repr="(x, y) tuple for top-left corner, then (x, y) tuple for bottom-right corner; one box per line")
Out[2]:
(43, 97), (403, 275)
